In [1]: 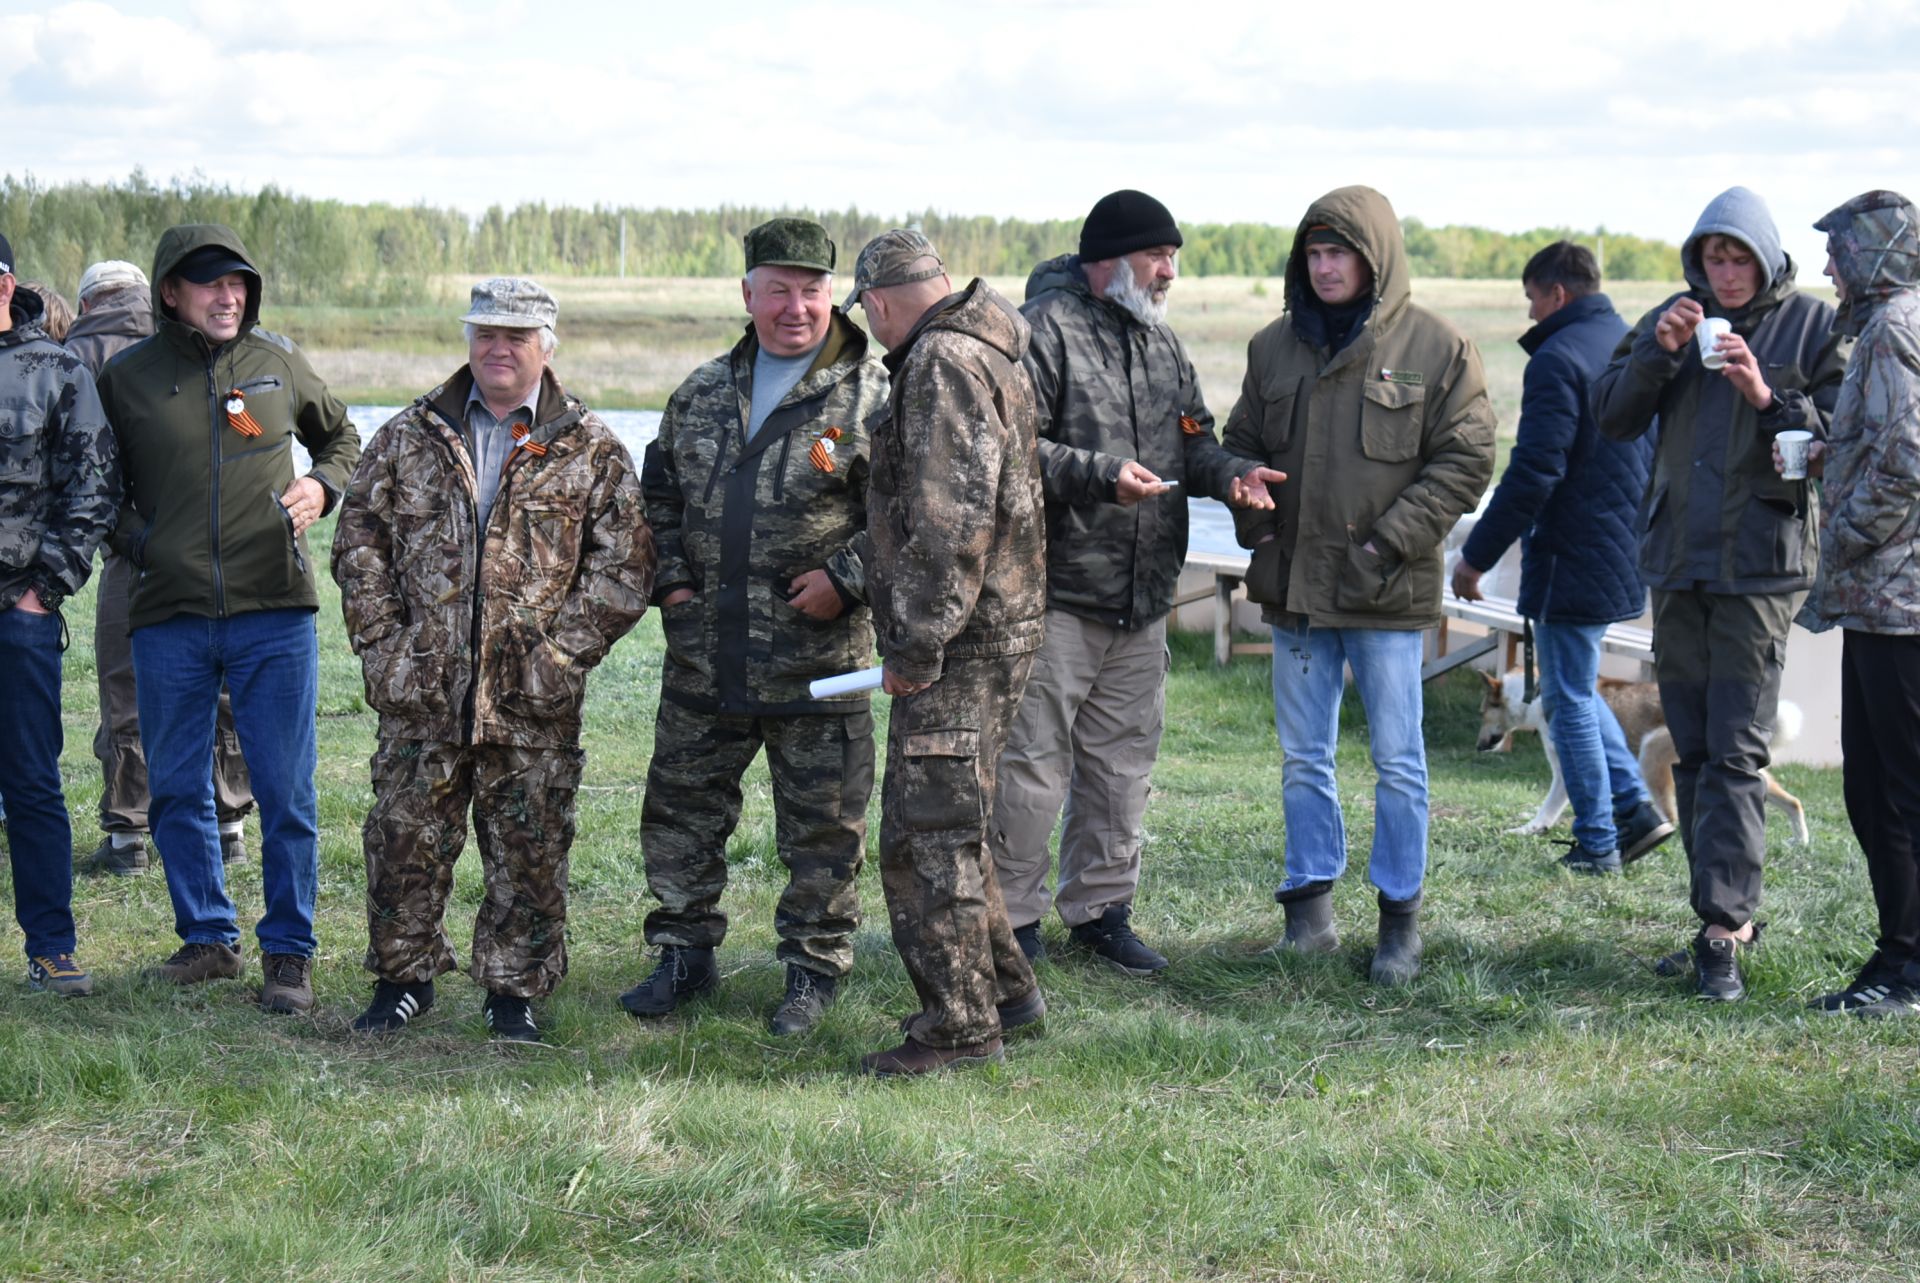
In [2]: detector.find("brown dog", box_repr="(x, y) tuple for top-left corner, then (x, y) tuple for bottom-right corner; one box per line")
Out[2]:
(1476, 668), (1809, 843)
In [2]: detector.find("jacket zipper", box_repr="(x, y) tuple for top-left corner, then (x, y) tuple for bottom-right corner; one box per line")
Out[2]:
(203, 351), (227, 617)
(772, 430), (794, 503)
(425, 403), (488, 742)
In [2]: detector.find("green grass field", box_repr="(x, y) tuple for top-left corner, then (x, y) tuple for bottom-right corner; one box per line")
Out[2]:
(2, 521), (1913, 1282)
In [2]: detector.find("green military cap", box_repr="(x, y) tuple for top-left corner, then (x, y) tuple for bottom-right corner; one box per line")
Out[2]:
(843, 228), (945, 310)
(743, 218), (836, 274)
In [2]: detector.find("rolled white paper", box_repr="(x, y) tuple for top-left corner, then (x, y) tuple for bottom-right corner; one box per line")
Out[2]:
(809, 665), (885, 698)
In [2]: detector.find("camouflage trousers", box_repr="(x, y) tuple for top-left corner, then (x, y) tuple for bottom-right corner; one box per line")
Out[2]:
(641, 698), (873, 976)
(362, 737), (584, 999)
(883, 650), (1038, 1049)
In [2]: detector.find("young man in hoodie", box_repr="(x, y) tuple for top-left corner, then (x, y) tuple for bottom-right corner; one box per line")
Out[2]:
(95, 224), (361, 1015)
(1223, 186), (1496, 986)
(843, 230), (1049, 1076)
(1452, 241), (1670, 873)
(0, 231), (119, 998)
(990, 190), (1282, 977)
(1793, 191), (1920, 1018)
(1593, 187), (1849, 1002)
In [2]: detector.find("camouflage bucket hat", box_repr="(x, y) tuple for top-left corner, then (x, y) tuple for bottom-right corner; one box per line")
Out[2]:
(744, 218), (836, 274)
(462, 277), (558, 329)
(844, 229), (945, 309)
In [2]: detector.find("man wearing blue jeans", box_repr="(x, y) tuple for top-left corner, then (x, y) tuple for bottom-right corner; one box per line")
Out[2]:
(1223, 186), (1495, 985)
(0, 231), (120, 997)
(96, 224), (360, 1013)
(1454, 242), (1671, 872)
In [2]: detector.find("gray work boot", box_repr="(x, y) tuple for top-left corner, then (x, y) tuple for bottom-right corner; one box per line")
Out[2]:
(769, 964), (839, 1036)
(1369, 892), (1423, 987)
(1271, 882), (1339, 954)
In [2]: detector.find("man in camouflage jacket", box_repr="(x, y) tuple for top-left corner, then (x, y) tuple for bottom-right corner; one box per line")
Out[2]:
(332, 278), (655, 1042)
(842, 230), (1047, 1076)
(1795, 191), (1920, 1017)
(0, 231), (119, 998)
(990, 190), (1282, 976)
(622, 219), (889, 1036)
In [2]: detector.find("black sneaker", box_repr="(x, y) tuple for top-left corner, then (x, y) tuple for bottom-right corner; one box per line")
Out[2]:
(352, 978), (436, 1034)
(483, 991), (540, 1042)
(619, 945), (717, 1018)
(1694, 933), (1746, 1002)
(1807, 953), (1905, 1014)
(1851, 979), (1920, 1020)
(1013, 922), (1046, 964)
(769, 964), (839, 1036)
(1068, 905), (1168, 976)
(1556, 840), (1622, 875)
(81, 834), (150, 877)
(1615, 801), (1676, 864)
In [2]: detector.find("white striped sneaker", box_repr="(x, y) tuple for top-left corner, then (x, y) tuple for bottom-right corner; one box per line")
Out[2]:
(352, 979), (436, 1034)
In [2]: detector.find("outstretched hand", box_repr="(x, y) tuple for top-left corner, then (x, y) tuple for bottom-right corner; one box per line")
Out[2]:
(1227, 466), (1288, 510)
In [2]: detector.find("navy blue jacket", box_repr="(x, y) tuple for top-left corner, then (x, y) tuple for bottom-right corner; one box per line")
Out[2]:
(1461, 293), (1652, 624)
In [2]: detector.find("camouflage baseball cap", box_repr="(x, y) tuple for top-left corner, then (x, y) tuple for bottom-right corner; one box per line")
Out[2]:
(461, 277), (557, 329)
(743, 218), (836, 274)
(843, 229), (946, 310)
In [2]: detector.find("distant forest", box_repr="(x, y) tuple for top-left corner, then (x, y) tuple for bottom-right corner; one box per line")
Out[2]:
(3, 172), (1685, 306)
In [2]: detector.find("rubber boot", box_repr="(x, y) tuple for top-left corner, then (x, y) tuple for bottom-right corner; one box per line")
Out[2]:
(1271, 881), (1339, 954)
(1370, 891), (1423, 986)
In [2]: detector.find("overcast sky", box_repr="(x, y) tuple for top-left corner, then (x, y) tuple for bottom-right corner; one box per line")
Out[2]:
(5, 0), (1918, 264)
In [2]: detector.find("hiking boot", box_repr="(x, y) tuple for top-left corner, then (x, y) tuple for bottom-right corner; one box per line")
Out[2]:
(82, 834), (150, 877)
(1808, 953), (1906, 1014)
(1068, 905), (1168, 976)
(1851, 979), (1920, 1020)
(1557, 841), (1622, 876)
(1013, 922), (1046, 964)
(769, 964), (839, 1036)
(352, 978), (437, 1034)
(259, 953), (314, 1015)
(1370, 892), (1423, 986)
(618, 946), (717, 1018)
(859, 1035), (1004, 1077)
(900, 987), (1047, 1037)
(483, 991), (540, 1042)
(144, 941), (244, 985)
(219, 828), (248, 866)
(27, 952), (93, 997)
(1615, 801), (1676, 865)
(1271, 883), (1339, 954)
(1693, 933), (1746, 1002)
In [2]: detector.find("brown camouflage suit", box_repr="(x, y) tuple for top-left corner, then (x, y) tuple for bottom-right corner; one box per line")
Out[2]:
(332, 366), (654, 998)
(868, 280), (1047, 1048)
(639, 312), (888, 976)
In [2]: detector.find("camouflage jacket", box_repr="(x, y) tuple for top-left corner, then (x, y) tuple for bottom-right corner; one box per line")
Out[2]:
(331, 366), (655, 749)
(642, 311), (887, 714)
(1022, 254), (1258, 630)
(1223, 186), (1496, 630)
(0, 289), (119, 612)
(1799, 191), (1920, 636)
(866, 279), (1047, 685)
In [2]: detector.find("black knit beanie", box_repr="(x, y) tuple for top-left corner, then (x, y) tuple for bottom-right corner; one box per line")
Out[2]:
(1079, 190), (1183, 262)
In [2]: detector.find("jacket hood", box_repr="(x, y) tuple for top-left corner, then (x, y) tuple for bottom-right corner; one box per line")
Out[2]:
(1815, 189), (1920, 336)
(1284, 185), (1409, 330)
(4, 284), (46, 338)
(65, 286), (153, 341)
(891, 278), (1030, 370)
(149, 223), (262, 338)
(1024, 253), (1088, 304)
(1682, 187), (1790, 298)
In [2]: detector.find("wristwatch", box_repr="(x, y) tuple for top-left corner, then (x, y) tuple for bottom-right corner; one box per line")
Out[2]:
(28, 581), (64, 612)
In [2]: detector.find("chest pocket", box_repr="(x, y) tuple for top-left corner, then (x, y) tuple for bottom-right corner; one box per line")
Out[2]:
(225, 376), (292, 453)
(0, 400), (47, 485)
(1257, 374), (1303, 454)
(1360, 380), (1425, 463)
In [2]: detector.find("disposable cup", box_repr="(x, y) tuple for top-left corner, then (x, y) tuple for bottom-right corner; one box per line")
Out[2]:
(1697, 317), (1733, 369)
(1777, 429), (1814, 481)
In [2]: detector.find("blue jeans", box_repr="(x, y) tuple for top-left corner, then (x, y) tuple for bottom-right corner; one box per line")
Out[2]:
(1534, 619), (1652, 854)
(0, 605), (75, 956)
(1270, 623), (1428, 901)
(132, 609), (319, 957)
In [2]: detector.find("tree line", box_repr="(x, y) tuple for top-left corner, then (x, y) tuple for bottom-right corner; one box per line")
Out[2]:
(2, 172), (1684, 307)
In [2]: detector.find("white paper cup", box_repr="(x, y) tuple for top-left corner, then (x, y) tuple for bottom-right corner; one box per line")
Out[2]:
(1776, 429), (1814, 481)
(1697, 317), (1733, 369)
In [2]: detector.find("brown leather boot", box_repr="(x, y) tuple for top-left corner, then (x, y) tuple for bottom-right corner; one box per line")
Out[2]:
(859, 1035), (1004, 1077)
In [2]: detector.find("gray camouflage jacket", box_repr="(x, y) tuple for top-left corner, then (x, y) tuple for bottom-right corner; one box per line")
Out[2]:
(1799, 191), (1920, 636)
(1022, 255), (1258, 630)
(642, 311), (888, 715)
(0, 289), (118, 613)
(866, 279), (1047, 685)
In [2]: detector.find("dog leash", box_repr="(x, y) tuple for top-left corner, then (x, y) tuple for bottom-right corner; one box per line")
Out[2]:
(1522, 618), (1539, 705)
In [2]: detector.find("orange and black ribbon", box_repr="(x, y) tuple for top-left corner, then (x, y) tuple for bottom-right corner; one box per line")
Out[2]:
(505, 422), (548, 475)
(225, 390), (264, 438)
(1178, 414), (1205, 437)
(809, 426), (842, 473)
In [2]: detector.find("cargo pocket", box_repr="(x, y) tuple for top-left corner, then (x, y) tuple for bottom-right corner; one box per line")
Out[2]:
(1731, 494), (1804, 579)
(659, 596), (702, 666)
(1257, 378), (1301, 453)
(1333, 534), (1414, 614)
(898, 727), (981, 832)
(1245, 535), (1291, 607)
(1360, 381), (1425, 462)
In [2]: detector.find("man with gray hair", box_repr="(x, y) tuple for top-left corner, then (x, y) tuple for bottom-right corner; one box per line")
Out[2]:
(333, 278), (656, 1042)
(69, 258), (256, 878)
